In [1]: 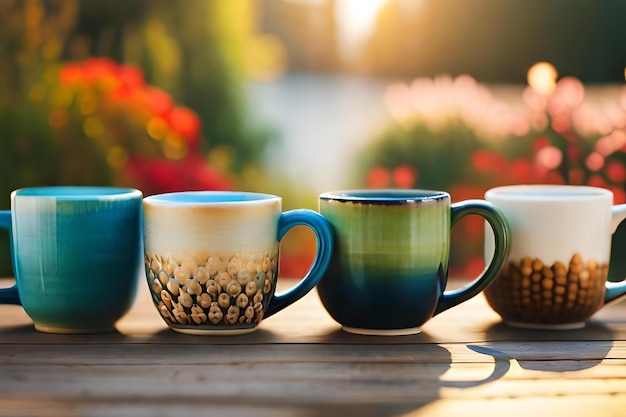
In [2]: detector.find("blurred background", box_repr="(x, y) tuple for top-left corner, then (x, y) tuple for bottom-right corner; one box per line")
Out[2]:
(1, 0), (626, 278)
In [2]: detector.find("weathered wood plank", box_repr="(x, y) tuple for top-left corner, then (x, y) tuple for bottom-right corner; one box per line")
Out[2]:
(1, 341), (626, 366)
(1, 280), (626, 345)
(147, 277), (626, 343)
(2, 397), (626, 417)
(1, 278), (626, 416)
(1, 361), (626, 402)
(0, 336), (625, 371)
(2, 395), (626, 417)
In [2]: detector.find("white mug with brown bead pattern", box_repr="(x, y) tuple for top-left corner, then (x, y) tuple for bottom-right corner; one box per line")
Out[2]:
(484, 184), (626, 329)
(142, 191), (333, 335)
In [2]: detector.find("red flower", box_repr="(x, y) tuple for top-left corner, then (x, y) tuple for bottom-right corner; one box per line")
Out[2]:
(449, 184), (484, 202)
(59, 60), (175, 119)
(164, 107), (202, 151)
(393, 165), (417, 188)
(510, 158), (533, 183)
(57, 58), (217, 193)
(464, 256), (486, 279)
(470, 215), (487, 235)
(568, 168), (584, 185)
(59, 63), (83, 85)
(611, 187), (626, 204)
(471, 150), (506, 173)
(606, 161), (626, 183)
(545, 170), (565, 184)
(143, 87), (174, 117)
(80, 58), (119, 84)
(279, 251), (315, 279)
(117, 65), (145, 90)
(124, 155), (230, 196)
(532, 136), (550, 153)
(587, 175), (607, 188)
(367, 166), (390, 188)
(567, 144), (581, 163)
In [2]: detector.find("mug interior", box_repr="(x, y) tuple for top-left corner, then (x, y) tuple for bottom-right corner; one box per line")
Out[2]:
(144, 191), (279, 205)
(14, 186), (140, 200)
(320, 189), (448, 204)
(486, 185), (612, 201)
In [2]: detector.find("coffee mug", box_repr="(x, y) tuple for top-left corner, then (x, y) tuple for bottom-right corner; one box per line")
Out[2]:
(484, 184), (626, 329)
(317, 189), (510, 336)
(0, 186), (143, 333)
(142, 191), (333, 335)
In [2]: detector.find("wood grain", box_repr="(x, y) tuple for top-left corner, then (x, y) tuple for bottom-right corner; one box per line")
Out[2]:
(1, 278), (626, 416)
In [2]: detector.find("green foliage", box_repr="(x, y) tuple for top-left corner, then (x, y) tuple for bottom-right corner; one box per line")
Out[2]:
(0, 1), (80, 276)
(0, 0), (272, 276)
(355, 77), (626, 276)
(70, 0), (272, 172)
(358, 119), (489, 191)
(366, 0), (626, 83)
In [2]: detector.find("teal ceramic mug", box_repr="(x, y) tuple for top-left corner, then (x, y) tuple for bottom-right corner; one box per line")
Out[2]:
(0, 186), (143, 333)
(318, 189), (511, 336)
(142, 191), (334, 335)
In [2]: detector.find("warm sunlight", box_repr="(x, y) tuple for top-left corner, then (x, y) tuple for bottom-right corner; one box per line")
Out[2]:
(527, 61), (558, 95)
(334, 0), (389, 58)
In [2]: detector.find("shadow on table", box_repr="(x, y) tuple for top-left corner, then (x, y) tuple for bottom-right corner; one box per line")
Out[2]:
(305, 351), (453, 416)
(315, 327), (437, 344)
(291, 329), (457, 417)
(0, 323), (283, 345)
(148, 327), (291, 344)
(462, 321), (615, 376)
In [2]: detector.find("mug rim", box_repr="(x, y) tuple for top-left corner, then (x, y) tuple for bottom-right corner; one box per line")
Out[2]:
(12, 186), (142, 200)
(144, 191), (280, 206)
(320, 189), (449, 204)
(486, 184), (612, 201)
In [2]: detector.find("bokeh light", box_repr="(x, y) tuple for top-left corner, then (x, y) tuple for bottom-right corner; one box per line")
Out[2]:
(535, 145), (562, 169)
(585, 152), (604, 171)
(393, 165), (417, 188)
(527, 62), (558, 95)
(367, 166), (391, 188)
(244, 33), (287, 82)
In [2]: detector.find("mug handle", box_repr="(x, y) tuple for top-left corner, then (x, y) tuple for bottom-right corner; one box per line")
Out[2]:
(0, 210), (20, 304)
(265, 209), (333, 317)
(434, 200), (510, 315)
(605, 204), (626, 303)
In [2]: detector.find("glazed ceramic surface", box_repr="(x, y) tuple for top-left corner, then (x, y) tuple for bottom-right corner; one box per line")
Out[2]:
(318, 189), (510, 336)
(142, 191), (333, 335)
(484, 185), (626, 329)
(0, 186), (143, 333)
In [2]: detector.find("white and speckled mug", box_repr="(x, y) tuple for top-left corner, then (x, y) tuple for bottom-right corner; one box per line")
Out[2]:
(484, 185), (626, 329)
(142, 191), (333, 335)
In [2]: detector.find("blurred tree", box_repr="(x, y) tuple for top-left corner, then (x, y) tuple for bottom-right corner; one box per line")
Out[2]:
(0, 0), (84, 276)
(66, 0), (148, 59)
(360, 0), (626, 83)
(0, 0), (272, 276)
(65, 0), (271, 173)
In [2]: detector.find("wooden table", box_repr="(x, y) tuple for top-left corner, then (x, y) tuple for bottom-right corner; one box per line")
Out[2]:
(1, 277), (626, 417)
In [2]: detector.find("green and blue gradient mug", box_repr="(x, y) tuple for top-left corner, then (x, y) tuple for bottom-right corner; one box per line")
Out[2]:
(318, 189), (510, 336)
(142, 191), (334, 335)
(0, 186), (143, 333)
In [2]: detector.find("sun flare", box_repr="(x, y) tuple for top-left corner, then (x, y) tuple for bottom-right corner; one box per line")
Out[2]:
(527, 62), (558, 95)
(334, 0), (389, 58)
